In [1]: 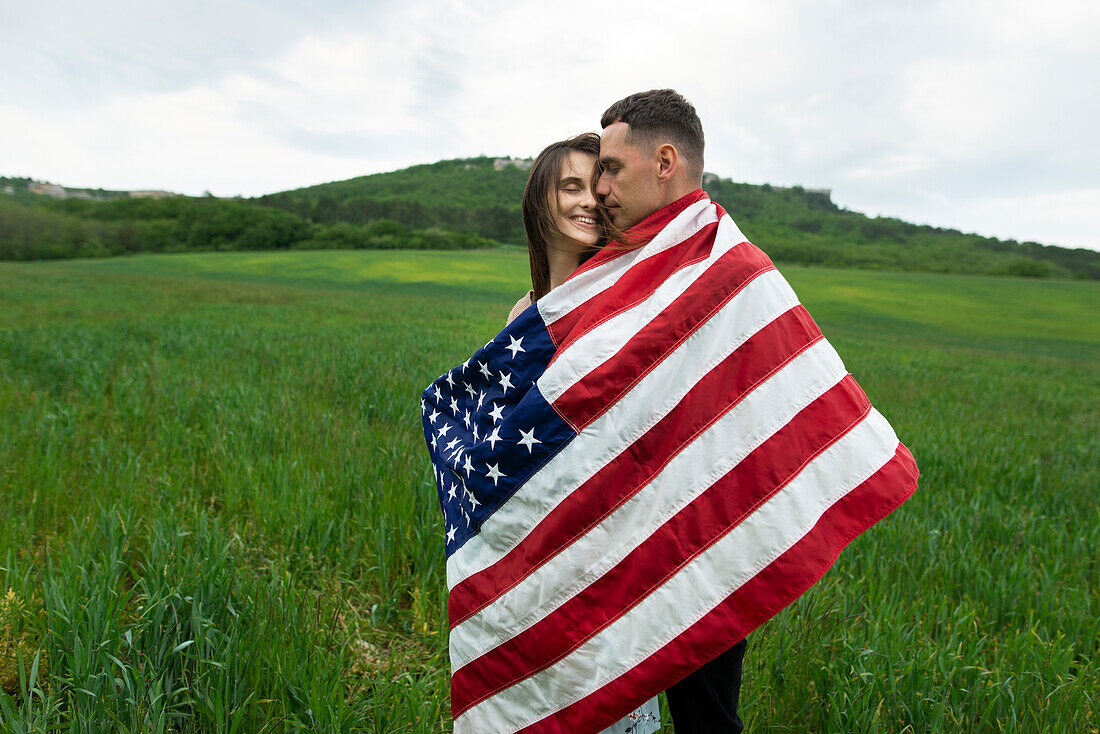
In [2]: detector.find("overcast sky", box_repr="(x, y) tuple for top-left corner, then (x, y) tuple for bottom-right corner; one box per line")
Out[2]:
(2, 0), (1098, 250)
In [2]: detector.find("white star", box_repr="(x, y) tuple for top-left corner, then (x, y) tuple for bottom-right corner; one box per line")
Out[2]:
(478, 361), (492, 380)
(464, 382), (476, 398)
(447, 483), (457, 501)
(461, 358), (470, 372)
(498, 371), (514, 394)
(445, 437), (460, 452)
(505, 335), (525, 358)
(445, 372), (455, 388)
(463, 509), (471, 526)
(432, 385), (442, 402)
(486, 426), (502, 450)
(462, 455), (474, 477)
(488, 403), (505, 423)
(463, 410), (471, 428)
(428, 410), (440, 424)
(446, 524), (456, 542)
(485, 463), (506, 486)
(420, 399), (426, 414)
(476, 391), (486, 411)
(518, 427), (542, 453)
(438, 423), (452, 438)
(472, 425), (481, 442)
(468, 492), (480, 510)
(430, 433), (439, 450)
(449, 396), (459, 414)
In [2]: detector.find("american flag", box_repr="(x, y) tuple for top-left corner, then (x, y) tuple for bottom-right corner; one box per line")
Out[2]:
(421, 190), (919, 733)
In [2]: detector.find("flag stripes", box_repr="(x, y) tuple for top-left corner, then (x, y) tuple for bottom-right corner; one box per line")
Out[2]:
(423, 190), (918, 732)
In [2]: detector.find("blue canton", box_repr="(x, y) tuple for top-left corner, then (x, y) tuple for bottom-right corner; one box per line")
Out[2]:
(421, 306), (574, 556)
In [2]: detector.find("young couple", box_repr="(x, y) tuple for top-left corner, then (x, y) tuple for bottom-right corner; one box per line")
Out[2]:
(431, 86), (916, 732)
(507, 90), (746, 733)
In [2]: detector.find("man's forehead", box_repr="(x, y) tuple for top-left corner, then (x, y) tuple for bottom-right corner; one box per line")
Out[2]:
(600, 121), (634, 160)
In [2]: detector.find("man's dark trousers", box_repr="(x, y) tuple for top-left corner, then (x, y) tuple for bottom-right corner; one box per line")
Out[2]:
(665, 637), (747, 733)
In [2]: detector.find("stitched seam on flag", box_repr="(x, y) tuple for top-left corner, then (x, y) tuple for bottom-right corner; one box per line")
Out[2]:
(447, 270), (802, 591)
(489, 412), (899, 732)
(684, 440), (916, 678)
(551, 227), (730, 357)
(475, 411), (902, 730)
(450, 323), (823, 628)
(573, 261), (773, 429)
(451, 344), (847, 694)
(460, 369), (860, 709)
(447, 272), (805, 597)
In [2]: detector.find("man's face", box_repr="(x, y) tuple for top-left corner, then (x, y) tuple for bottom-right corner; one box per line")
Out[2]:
(597, 122), (664, 229)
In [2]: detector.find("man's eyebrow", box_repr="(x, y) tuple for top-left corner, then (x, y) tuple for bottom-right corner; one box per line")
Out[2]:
(599, 155), (620, 167)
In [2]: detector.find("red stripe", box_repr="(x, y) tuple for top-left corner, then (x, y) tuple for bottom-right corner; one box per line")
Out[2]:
(547, 220), (731, 349)
(448, 305), (824, 627)
(555, 245), (777, 429)
(511, 444), (919, 733)
(449, 376), (872, 716)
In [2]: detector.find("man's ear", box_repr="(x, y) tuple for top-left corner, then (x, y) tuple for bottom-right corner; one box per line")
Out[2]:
(655, 144), (679, 183)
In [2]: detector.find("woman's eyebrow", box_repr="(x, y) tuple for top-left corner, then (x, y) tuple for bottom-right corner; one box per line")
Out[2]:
(559, 176), (585, 186)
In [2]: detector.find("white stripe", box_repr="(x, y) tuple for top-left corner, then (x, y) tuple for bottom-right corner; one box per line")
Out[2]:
(449, 338), (847, 670)
(455, 409), (901, 734)
(538, 213), (743, 405)
(446, 268), (801, 590)
(536, 198), (720, 327)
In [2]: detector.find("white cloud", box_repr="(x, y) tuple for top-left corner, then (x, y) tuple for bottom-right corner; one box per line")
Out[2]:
(1, 0), (1097, 250)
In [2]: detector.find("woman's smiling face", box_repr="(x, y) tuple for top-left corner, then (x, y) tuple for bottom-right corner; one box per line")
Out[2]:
(550, 150), (600, 251)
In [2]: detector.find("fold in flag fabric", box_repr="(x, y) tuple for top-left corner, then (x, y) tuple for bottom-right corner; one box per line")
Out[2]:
(421, 189), (919, 733)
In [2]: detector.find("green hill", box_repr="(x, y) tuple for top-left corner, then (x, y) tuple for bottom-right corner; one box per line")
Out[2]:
(256, 158), (1099, 279)
(3, 163), (1099, 280)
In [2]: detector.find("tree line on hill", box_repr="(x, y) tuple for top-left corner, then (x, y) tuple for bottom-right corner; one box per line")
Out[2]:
(2, 165), (1098, 280)
(0, 180), (497, 261)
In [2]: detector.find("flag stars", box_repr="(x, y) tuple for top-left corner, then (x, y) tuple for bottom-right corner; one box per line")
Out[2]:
(445, 372), (455, 388)
(449, 396), (459, 414)
(445, 437), (460, 453)
(464, 382), (476, 399)
(462, 454), (474, 477)
(517, 428), (542, 453)
(498, 371), (514, 394)
(505, 335), (525, 358)
(472, 425), (481, 443)
(479, 361), (492, 380)
(486, 426), (502, 450)
(438, 423), (453, 438)
(446, 524), (456, 543)
(432, 385), (442, 402)
(477, 391), (486, 411)
(486, 463), (506, 486)
(430, 433), (439, 450)
(488, 403), (505, 423)
(428, 410), (440, 424)
(447, 483), (457, 501)
(463, 410), (471, 429)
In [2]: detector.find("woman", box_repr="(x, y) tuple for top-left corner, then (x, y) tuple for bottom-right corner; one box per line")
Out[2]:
(507, 132), (603, 325)
(508, 133), (662, 733)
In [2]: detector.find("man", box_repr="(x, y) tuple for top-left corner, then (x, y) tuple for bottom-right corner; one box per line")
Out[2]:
(597, 88), (748, 733)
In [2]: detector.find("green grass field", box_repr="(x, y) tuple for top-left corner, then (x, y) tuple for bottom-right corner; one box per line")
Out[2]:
(1, 250), (1097, 732)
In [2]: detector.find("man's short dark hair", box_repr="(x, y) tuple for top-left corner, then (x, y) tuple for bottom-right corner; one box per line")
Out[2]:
(601, 89), (704, 176)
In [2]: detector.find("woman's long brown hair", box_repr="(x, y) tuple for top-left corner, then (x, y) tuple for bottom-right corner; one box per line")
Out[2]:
(521, 133), (607, 300)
